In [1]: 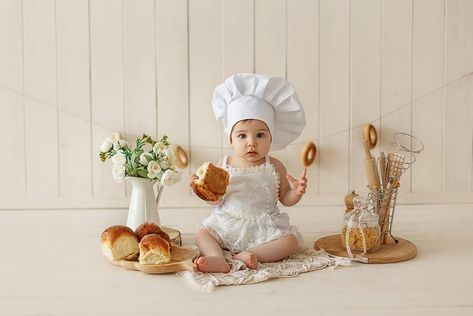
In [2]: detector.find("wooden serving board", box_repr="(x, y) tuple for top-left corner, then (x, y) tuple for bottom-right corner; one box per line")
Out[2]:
(111, 245), (199, 274)
(314, 234), (417, 264)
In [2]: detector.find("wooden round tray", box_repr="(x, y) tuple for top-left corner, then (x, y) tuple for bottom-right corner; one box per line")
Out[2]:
(314, 234), (417, 264)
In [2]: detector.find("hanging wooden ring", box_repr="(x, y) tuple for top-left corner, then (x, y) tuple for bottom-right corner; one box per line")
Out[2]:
(301, 142), (317, 167)
(363, 124), (377, 149)
(174, 146), (188, 169)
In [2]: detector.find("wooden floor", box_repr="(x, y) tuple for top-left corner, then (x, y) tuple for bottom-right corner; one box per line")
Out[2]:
(1, 204), (472, 315)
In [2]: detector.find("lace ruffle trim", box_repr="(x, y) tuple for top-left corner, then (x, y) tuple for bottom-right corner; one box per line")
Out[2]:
(225, 161), (271, 174)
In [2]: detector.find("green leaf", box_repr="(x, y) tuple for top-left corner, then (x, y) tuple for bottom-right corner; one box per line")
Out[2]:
(161, 135), (169, 146)
(141, 134), (149, 143)
(137, 168), (148, 178)
(125, 165), (135, 177)
(99, 152), (106, 162)
(130, 153), (137, 169)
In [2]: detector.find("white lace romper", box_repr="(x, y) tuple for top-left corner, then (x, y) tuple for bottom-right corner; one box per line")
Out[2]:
(202, 155), (301, 253)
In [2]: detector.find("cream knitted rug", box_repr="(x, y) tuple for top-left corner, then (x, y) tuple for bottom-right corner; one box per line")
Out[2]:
(177, 247), (350, 291)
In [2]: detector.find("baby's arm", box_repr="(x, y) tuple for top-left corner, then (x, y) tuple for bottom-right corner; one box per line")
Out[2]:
(271, 157), (307, 206)
(189, 159), (223, 205)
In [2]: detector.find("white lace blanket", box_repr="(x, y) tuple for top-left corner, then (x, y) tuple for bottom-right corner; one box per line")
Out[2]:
(178, 247), (347, 291)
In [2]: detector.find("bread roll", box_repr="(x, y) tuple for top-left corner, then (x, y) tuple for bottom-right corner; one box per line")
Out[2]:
(134, 221), (171, 243)
(193, 162), (229, 201)
(101, 225), (139, 261)
(138, 234), (171, 265)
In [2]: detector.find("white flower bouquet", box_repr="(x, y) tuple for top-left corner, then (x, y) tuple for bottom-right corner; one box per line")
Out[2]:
(99, 134), (181, 186)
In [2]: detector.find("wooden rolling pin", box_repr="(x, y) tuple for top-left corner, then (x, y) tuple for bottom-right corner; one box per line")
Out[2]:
(363, 139), (381, 189)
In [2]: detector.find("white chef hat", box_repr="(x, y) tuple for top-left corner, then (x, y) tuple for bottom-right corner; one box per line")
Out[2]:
(212, 73), (305, 151)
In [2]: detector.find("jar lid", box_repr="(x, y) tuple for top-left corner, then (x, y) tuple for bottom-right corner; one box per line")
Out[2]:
(344, 190), (359, 210)
(353, 196), (368, 210)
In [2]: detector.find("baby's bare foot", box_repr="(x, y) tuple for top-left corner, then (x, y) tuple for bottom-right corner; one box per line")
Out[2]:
(194, 256), (230, 273)
(234, 251), (258, 269)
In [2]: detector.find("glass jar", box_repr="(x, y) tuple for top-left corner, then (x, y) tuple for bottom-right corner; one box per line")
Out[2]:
(341, 196), (380, 256)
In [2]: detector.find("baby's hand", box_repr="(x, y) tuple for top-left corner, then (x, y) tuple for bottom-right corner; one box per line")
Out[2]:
(189, 173), (198, 190)
(287, 168), (308, 196)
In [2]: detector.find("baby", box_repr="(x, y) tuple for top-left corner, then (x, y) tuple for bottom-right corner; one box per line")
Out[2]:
(190, 73), (307, 273)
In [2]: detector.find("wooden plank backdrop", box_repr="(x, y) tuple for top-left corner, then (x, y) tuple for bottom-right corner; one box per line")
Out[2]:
(24, 0), (59, 199)
(189, 0), (222, 175)
(381, 0), (413, 195)
(156, 0), (190, 201)
(319, 0), (350, 194)
(411, 0), (444, 193)
(90, 0), (126, 201)
(56, 0), (92, 198)
(0, 0), (472, 209)
(286, 0), (319, 195)
(350, 0), (381, 193)
(0, 0), (25, 199)
(444, 0), (473, 193)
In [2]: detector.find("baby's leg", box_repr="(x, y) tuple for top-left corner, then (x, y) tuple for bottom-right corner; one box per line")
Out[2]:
(194, 228), (230, 273)
(247, 234), (298, 263)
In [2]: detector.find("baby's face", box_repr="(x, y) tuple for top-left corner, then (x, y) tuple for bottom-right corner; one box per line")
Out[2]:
(230, 119), (271, 163)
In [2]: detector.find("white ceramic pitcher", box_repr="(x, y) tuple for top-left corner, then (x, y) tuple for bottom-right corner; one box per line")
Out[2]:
(126, 176), (163, 230)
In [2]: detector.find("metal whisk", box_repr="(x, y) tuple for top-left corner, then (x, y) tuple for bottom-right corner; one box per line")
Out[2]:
(386, 152), (407, 188)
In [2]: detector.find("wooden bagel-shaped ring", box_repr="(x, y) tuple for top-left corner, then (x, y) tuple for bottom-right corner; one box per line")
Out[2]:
(174, 145), (188, 169)
(301, 142), (317, 167)
(363, 123), (377, 149)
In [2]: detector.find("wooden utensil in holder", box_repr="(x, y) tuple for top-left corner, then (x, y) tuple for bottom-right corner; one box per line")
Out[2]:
(363, 123), (377, 149)
(368, 184), (399, 244)
(363, 139), (381, 189)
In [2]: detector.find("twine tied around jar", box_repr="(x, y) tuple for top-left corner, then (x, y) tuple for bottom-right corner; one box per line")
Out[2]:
(344, 209), (368, 258)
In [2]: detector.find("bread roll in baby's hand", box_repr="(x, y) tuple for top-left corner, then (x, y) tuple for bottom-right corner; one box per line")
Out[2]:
(101, 225), (139, 261)
(192, 162), (229, 202)
(139, 234), (171, 265)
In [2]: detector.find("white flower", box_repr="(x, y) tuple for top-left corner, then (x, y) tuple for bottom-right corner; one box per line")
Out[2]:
(100, 139), (113, 152)
(141, 143), (152, 153)
(112, 165), (125, 182)
(169, 153), (177, 167)
(162, 148), (173, 158)
(147, 160), (161, 179)
(111, 132), (121, 142)
(161, 149), (176, 168)
(161, 170), (181, 186)
(139, 153), (153, 166)
(113, 139), (128, 151)
(163, 148), (176, 161)
(112, 150), (126, 166)
(153, 141), (166, 154)
(160, 160), (170, 169)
